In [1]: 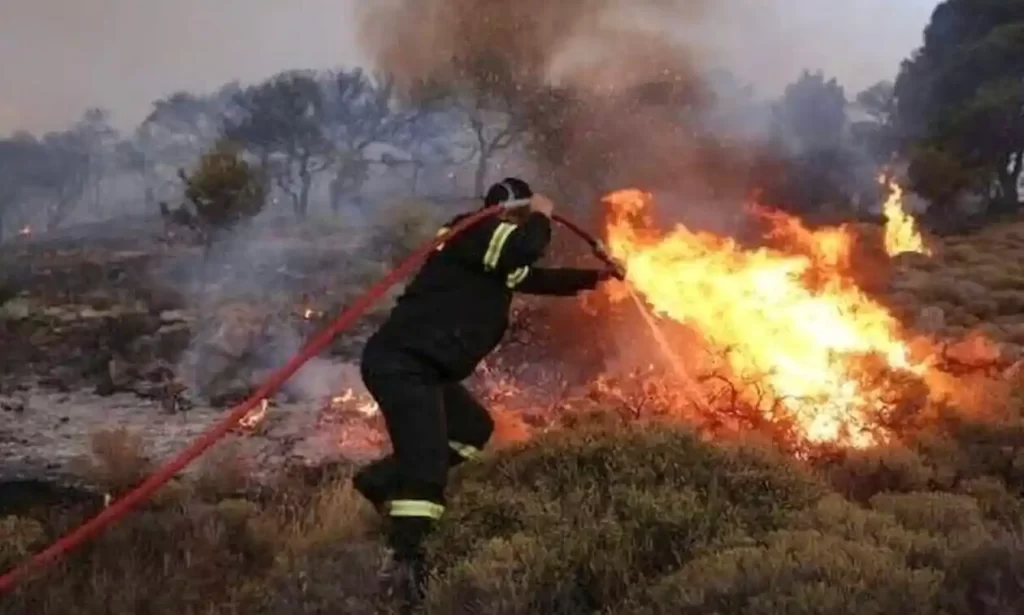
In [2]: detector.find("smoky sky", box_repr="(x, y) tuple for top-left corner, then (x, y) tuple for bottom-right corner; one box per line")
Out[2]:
(0, 0), (938, 135)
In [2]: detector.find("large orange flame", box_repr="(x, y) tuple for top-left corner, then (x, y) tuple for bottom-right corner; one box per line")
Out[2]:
(602, 189), (930, 447)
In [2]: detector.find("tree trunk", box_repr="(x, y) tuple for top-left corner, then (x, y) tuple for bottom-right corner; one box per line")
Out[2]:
(994, 152), (1022, 215)
(474, 150), (490, 197)
(298, 171), (313, 218)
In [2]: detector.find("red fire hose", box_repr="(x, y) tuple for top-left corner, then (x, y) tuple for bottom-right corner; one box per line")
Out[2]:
(0, 204), (617, 595)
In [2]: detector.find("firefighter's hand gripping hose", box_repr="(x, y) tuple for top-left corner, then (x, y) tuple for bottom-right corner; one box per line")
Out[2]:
(0, 203), (619, 596)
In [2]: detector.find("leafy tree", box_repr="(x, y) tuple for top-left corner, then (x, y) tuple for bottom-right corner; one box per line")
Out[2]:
(177, 140), (267, 244)
(774, 70), (848, 155)
(852, 80), (900, 164)
(895, 0), (1024, 211)
(223, 71), (330, 218)
(753, 70), (855, 215)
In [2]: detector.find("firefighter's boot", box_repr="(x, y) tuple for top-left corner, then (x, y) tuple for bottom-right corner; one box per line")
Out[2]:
(379, 550), (427, 612)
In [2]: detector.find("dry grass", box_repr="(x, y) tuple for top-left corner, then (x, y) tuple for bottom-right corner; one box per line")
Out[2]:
(1, 428), (386, 615)
(889, 218), (1024, 352)
(8, 216), (1024, 613)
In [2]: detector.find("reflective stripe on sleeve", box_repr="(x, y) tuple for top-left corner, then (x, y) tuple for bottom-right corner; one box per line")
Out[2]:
(389, 500), (446, 519)
(506, 266), (530, 288)
(449, 440), (482, 460)
(483, 222), (517, 270)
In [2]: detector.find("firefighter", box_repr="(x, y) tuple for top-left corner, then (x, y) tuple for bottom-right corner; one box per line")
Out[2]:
(354, 177), (624, 603)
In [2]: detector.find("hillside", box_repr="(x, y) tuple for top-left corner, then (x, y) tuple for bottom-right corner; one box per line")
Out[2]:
(3, 210), (1024, 614)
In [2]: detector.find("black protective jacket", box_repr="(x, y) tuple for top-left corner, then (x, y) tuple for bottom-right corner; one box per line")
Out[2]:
(367, 210), (601, 381)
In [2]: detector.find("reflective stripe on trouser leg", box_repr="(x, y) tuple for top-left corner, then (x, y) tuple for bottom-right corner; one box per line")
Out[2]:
(389, 499), (445, 519)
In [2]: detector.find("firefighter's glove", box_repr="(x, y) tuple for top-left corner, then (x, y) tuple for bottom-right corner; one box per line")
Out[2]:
(598, 262), (627, 282)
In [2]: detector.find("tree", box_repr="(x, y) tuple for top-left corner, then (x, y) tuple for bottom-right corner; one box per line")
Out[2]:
(223, 71), (331, 218)
(176, 140), (267, 245)
(138, 85), (239, 203)
(773, 70), (848, 155)
(320, 69), (418, 212)
(752, 70), (855, 215)
(0, 135), (45, 238)
(72, 108), (119, 213)
(895, 0), (1024, 211)
(35, 129), (91, 230)
(410, 53), (535, 196)
(852, 80), (901, 164)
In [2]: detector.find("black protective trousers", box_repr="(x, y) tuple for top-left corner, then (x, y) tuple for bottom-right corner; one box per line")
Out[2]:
(356, 336), (494, 558)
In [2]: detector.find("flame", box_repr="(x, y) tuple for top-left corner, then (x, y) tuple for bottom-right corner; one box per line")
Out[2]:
(880, 176), (930, 256)
(240, 399), (270, 429)
(602, 189), (930, 447)
(18, 225), (31, 236)
(329, 388), (379, 416)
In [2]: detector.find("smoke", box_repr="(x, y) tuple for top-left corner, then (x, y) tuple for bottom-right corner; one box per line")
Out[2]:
(357, 0), (756, 235)
(156, 211), (384, 406)
(358, 1), (709, 91)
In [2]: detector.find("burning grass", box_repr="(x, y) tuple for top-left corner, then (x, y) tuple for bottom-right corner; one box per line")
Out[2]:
(598, 186), (1018, 452)
(8, 187), (1024, 613)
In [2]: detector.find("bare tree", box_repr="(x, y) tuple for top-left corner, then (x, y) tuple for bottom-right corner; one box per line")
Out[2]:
(224, 70), (332, 218)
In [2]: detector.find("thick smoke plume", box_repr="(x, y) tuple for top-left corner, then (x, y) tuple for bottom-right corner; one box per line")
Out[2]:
(357, 0), (741, 217)
(358, 1), (710, 92)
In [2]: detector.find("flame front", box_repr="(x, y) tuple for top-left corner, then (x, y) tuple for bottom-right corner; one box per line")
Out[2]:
(603, 189), (927, 447)
(880, 176), (930, 256)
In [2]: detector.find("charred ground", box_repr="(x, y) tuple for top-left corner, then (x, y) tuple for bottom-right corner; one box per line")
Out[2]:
(2, 205), (1024, 613)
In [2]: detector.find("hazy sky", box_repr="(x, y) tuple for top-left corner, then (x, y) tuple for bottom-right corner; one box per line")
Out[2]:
(0, 0), (939, 135)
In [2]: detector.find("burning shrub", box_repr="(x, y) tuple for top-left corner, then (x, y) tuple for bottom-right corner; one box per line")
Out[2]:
(423, 423), (826, 613)
(178, 140), (267, 242)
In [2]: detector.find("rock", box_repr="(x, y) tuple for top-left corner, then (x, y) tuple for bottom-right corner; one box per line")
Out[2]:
(159, 309), (191, 323)
(0, 298), (31, 320)
(0, 396), (27, 413)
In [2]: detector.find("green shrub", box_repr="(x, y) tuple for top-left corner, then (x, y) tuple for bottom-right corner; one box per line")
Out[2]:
(940, 537), (1024, 615)
(181, 140), (267, 235)
(815, 444), (935, 502)
(628, 530), (944, 615)
(424, 423), (826, 614)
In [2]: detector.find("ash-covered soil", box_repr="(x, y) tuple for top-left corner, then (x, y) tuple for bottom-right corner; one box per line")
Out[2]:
(0, 218), (407, 486)
(0, 214), (596, 489)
